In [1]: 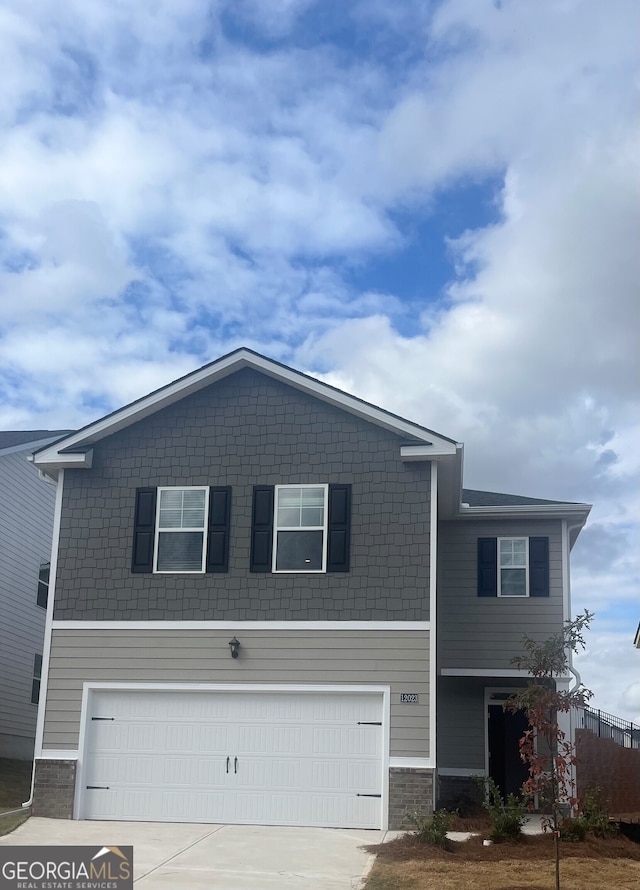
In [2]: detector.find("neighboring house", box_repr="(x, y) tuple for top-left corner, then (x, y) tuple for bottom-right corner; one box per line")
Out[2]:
(29, 350), (590, 828)
(0, 431), (70, 760)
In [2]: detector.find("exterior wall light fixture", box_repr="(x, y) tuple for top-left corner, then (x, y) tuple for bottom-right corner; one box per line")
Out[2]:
(228, 637), (240, 659)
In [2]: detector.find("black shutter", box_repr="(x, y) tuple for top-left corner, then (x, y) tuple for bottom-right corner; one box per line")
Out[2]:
(529, 537), (549, 597)
(327, 484), (351, 572)
(477, 537), (497, 596)
(206, 486), (231, 573)
(250, 486), (274, 572)
(131, 488), (157, 573)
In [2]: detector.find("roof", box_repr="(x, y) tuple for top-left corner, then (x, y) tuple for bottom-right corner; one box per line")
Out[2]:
(31, 348), (461, 472)
(0, 430), (71, 450)
(462, 488), (583, 508)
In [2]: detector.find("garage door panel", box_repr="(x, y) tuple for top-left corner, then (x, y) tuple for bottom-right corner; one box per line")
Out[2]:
(311, 758), (380, 791)
(83, 690), (383, 828)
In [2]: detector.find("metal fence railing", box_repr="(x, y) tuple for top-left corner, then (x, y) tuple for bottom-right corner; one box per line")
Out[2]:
(575, 705), (640, 749)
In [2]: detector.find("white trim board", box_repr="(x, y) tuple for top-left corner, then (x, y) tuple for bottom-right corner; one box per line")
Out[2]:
(389, 758), (434, 770)
(429, 460), (437, 809)
(34, 470), (64, 762)
(38, 750), (78, 761)
(440, 668), (571, 680)
(53, 620), (431, 631)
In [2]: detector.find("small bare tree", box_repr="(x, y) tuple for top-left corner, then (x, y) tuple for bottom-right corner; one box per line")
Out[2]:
(505, 610), (594, 890)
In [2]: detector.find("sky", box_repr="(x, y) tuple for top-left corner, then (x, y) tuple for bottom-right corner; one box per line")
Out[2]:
(0, 0), (638, 723)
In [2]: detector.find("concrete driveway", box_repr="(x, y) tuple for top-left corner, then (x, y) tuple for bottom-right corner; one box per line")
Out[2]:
(0, 817), (390, 889)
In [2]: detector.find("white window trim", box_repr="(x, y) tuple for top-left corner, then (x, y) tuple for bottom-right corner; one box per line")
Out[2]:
(272, 483), (329, 573)
(153, 486), (209, 574)
(497, 536), (529, 598)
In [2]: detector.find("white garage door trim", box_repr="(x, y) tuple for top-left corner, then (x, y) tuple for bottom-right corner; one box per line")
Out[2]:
(75, 683), (390, 829)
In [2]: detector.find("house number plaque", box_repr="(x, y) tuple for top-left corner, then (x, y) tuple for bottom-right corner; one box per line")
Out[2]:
(400, 693), (419, 703)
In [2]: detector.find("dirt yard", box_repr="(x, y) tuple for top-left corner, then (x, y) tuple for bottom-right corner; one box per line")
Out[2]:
(365, 832), (640, 890)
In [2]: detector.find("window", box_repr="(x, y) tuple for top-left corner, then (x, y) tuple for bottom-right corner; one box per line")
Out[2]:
(132, 486), (231, 574)
(250, 483), (351, 573)
(498, 538), (528, 596)
(477, 536), (549, 598)
(36, 562), (50, 609)
(154, 487), (209, 573)
(274, 485), (328, 572)
(31, 654), (42, 705)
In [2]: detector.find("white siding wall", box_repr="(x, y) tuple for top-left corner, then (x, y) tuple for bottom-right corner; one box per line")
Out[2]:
(0, 446), (56, 758)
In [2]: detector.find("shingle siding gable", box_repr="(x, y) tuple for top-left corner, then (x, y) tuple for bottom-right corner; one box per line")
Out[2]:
(54, 368), (431, 621)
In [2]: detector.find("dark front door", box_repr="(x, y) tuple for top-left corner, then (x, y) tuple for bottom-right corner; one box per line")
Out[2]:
(488, 704), (529, 799)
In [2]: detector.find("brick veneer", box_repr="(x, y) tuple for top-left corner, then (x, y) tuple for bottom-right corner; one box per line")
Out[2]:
(32, 760), (76, 819)
(388, 768), (434, 829)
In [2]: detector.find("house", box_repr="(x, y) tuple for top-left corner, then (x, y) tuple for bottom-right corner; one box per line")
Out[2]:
(0, 431), (70, 760)
(29, 349), (590, 828)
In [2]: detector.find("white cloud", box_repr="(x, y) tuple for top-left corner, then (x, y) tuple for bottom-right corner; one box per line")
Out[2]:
(0, 0), (637, 723)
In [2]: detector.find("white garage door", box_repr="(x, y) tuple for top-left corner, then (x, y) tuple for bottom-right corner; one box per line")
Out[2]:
(82, 689), (383, 828)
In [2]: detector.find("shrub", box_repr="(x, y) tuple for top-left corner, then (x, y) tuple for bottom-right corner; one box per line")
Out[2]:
(480, 777), (528, 842)
(579, 786), (617, 839)
(558, 816), (588, 842)
(405, 808), (456, 846)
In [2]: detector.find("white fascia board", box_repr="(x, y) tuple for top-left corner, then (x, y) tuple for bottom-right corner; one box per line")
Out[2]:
(32, 349), (458, 468)
(32, 449), (93, 471)
(458, 504), (591, 521)
(52, 620), (431, 631)
(400, 443), (458, 460)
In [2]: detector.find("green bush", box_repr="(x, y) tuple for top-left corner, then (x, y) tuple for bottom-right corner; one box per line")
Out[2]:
(480, 777), (528, 842)
(405, 808), (456, 846)
(579, 786), (617, 839)
(558, 816), (588, 842)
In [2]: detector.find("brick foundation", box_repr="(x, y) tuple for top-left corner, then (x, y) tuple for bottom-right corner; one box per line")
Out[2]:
(32, 759), (76, 819)
(388, 768), (434, 829)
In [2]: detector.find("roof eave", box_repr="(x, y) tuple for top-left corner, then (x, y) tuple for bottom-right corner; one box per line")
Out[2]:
(458, 503), (591, 516)
(32, 349), (459, 468)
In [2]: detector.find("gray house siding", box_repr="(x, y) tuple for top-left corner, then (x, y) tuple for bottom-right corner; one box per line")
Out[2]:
(0, 446), (56, 759)
(53, 368), (432, 621)
(437, 676), (526, 772)
(437, 518), (564, 671)
(43, 628), (431, 758)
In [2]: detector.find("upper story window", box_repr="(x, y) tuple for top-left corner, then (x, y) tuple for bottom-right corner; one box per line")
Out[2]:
(154, 487), (209, 573)
(273, 485), (328, 572)
(498, 537), (528, 597)
(36, 562), (50, 609)
(251, 483), (351, 573)
(477, 536), (549, 598)
(132, 486), (231, 575)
